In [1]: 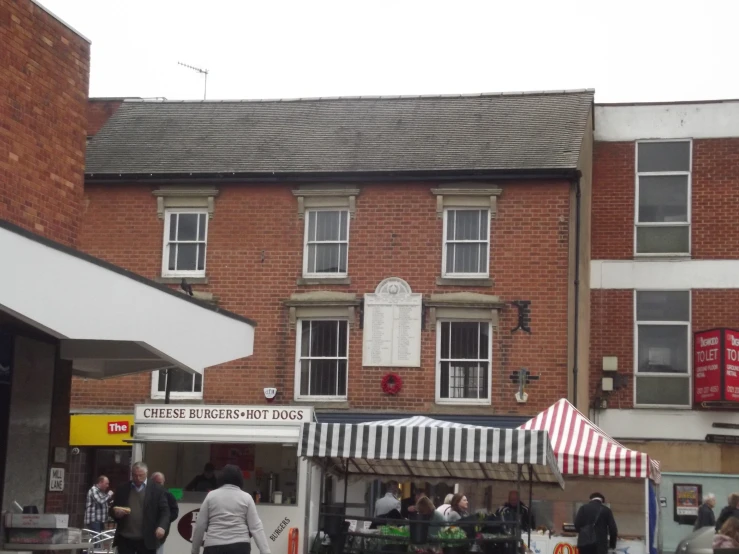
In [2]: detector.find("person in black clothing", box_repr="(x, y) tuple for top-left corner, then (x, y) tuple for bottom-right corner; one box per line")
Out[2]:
(574, 492), (618, 554)
(185, 463), (217, 492)
(716, 493), (739, 531)
(694, 493), (716, 530)
(401, 486), (426, 519)
(496, 490), (536, 532)
(151, 472), (179, 554)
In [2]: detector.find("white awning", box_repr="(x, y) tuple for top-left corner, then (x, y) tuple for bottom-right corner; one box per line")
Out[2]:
(0, 220), (256, 378)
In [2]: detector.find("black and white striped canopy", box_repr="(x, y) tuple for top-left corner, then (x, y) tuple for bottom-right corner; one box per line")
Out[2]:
(299, 416), (564, 487)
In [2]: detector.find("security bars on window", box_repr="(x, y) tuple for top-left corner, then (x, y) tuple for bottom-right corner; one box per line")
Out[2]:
(298, 320), (348, 398)
(438, 321), (491, 401)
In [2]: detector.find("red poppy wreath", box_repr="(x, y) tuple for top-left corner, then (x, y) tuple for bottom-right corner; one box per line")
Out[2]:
(381, 372), (403, 395)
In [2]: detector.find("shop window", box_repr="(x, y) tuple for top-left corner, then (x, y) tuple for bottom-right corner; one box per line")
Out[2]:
(437, 320), (491, 403)
(635, 140), (691, 255)
(635, 290), (691, 407)
(296, 319), (348, 399)
(151, 368), (203, 399)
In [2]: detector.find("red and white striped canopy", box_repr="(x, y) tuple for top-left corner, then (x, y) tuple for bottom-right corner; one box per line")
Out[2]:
(519, 398), (661, 483)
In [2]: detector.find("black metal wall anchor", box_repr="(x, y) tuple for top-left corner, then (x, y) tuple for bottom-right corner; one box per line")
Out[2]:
(510, 300), (532, 334)
(508, 368), (540, 385)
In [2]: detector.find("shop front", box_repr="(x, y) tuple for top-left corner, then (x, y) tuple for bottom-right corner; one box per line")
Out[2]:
(131, 405), (319, 554)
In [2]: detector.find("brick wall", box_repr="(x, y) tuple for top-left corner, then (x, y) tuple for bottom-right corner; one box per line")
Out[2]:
(87, 99), (123, 137)
(590, 138), (739, 409)
(592, 138), (739, 260)
(74, 179), (574, 416)
(0, 0), (90, 247)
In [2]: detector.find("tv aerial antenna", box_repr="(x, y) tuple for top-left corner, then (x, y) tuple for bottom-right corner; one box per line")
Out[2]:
(177, 61), (209, 100)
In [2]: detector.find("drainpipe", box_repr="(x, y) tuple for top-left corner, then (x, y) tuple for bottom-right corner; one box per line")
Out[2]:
(572, 171), (583, 408)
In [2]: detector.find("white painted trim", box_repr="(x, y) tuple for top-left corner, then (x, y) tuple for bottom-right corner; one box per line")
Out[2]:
(302, 208), (350, 278)
(294, 318), (349, 401)
(633, 140), (692, 256)
(633, 290), (691, 408)
(595, 102), (739, 141)
(591, 260), (739, 289)
(441, 208), (491, 279)
(596, 408), (739, 442)
(435, 320), (492, 405)
(161, 208), (209, 278)
(150, 369), (204, 400)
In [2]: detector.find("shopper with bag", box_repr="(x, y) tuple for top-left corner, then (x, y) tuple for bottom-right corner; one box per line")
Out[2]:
(574, 493), (618, 554)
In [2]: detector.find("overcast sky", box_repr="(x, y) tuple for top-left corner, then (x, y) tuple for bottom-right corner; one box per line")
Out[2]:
(42, 0), (739, 104)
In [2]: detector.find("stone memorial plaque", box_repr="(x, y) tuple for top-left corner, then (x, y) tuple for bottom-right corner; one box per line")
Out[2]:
(362, 278), (422, 367)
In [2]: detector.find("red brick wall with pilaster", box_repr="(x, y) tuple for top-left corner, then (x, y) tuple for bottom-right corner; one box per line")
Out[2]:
(73, 180), (575, 416)
(0, 0), (89, 247)
(592, 138), (739, 261)
(589, 138), (739, 408)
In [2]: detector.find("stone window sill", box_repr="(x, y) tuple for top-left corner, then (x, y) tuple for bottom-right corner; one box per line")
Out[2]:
(156, 276), (209, 285)
(297, 277), (352, 286)
(436, 277), (493, 287)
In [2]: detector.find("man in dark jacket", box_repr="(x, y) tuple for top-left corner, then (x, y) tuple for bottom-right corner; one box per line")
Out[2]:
(496, 490), (535, 532)
(151, 472), (179, 554)
(575, 492), (618, 554)
(715, 493), (739, 531)
(694, 493), (716, 530)
(110, 462), (170, 554)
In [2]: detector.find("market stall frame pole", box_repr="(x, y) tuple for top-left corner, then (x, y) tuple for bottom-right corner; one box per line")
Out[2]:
(517, 465), (522, 548)
(527, 464), (533, 548)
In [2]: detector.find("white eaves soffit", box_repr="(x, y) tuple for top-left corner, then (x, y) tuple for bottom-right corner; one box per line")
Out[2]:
(0, 221), (255, 378)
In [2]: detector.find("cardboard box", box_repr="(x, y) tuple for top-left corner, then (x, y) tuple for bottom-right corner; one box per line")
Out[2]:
(3, 513), (69, 529)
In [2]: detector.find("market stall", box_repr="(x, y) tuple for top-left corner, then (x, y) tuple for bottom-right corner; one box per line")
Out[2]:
(519, 399), (661, 554)
(129, 404), (320, 554)
(299, 416), (565, 554)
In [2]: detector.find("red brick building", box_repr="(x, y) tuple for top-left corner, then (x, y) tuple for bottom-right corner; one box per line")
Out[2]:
(0, 0), (254, 520)
(589, 100), (739, 550)
(73, 92), (594, 430)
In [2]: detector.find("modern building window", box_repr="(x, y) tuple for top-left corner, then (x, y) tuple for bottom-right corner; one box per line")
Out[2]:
(303, 210), (349, 277)
(151, 368), (203, 399)
(437, 320), (491, 403)
(635, 290), (691, 407)
(442, 209), (490, 277)
(635, 140), (691, 255)
(296, 319), (348, 399)
(162, 209), (208, 277)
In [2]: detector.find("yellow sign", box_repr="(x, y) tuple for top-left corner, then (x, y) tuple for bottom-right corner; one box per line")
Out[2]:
(69, 414), (134, 446)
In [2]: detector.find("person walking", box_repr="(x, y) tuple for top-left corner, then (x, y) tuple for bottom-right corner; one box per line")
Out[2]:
(84, 475), (113, 532)
(191, 464), (271, 554)
(151, 472), (179, 554)
(110, 462), (170, 554)
(694, 493), (716, 530)
(574, 492), (618, 554)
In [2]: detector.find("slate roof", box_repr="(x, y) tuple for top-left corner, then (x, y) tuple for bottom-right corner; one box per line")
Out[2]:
(85, 90), (594, 177)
